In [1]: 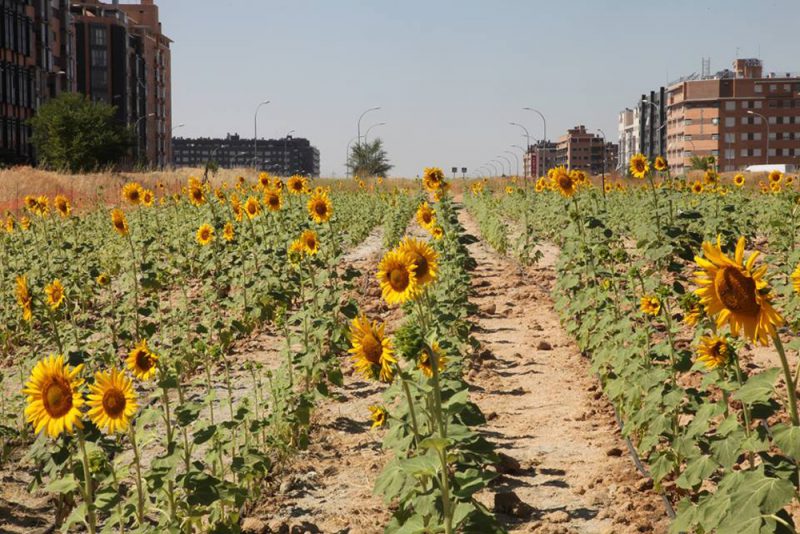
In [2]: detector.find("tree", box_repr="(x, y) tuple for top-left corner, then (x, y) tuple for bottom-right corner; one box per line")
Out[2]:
(348, 138), (392, 178)
(689, 155), (716, 171)
(29, 92), (132, 173)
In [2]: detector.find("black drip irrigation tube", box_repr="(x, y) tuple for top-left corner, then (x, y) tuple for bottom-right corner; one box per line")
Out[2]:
(595, 371), (677, 520)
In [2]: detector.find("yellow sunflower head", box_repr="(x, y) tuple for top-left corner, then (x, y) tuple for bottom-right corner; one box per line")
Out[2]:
(640, 295), (661, 316)
(416, 202), (436, 230)
(87, 368), (137, 434)
(263, 188), (282, 211)
(24, 195), (38, 211)
(418, 342), (447, 378)
(733, 174), (745, 187)
(769, 170), (783, 184)
(258, 172), (271, 188)
(54, 195), (71, 218)
(377, 249), (418, 306)
(349, 314), (396, 383)
(111, 209), (129, 236)
(244, 196), (261, 219)
(45, 279), (65, 310)
(423, 167), (445, 192)
(629, 154), (650, 179)
(287, 175), (308, 195)
(397, 237), (438, 286)
(126, 340), (159, 381)
(15, 275), (32, 322)
(691, 181), (704, 194)
(141, 189), (155, 207)
(430, 225), (444, 240)
(694, 235), (783, 345)
(790, 263), (800, 295)
(196, 223), (214, 246)
(369, 405), (387, 429)
(23, 355), (84, 438)
(122, 182), (144, 205)
(4, 215), (14, 233)
(307, 192), (333, 223)
(696, 335), (731, 370)
(223, 222), (235, 242)
(653, 156), (668, 172)
(704, 170), (719, 185)
(96, 273), (111, 287)
(551, 166), (577, 198)
(300, 229), (319, 255)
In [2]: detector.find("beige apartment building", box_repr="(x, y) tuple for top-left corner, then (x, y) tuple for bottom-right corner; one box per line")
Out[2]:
(666, 59), (800, 173)
(555, 125), (617, 174)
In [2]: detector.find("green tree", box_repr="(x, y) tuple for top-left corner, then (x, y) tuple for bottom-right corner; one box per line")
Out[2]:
(348, 138), (393, 178)
(689, 155), (716, 171)
(29, 92), (132, 172)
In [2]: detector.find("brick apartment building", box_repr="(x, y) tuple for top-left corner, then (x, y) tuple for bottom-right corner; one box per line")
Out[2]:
(173, 134), (321, 177)
(621, 59), (800, 174)
(554, 125), (618, 175)
(522, 140), (557, 178)
(0, 0), (171, 167)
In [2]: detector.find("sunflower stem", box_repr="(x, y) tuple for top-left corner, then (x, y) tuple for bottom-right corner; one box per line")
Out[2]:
(128, 424), (146, 525)
(732, 358), (755, 469)
(76, 428), (97, 534)
(401, 378), (422, 447)
(430, 345), (453, 534)
(773, 333), (799, 426)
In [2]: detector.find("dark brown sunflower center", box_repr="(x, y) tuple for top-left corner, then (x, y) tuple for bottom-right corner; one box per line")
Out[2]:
(715, 266), (760, 315)
(634, 160), (645, 172)
(103, 388), (126, 418)
(558, 175), (573, 190)
(43, 379), (72, 418)
(419, 351), (431, 368)
(135, 350), (154, 372)
(389, 267), (409, 291)
(305, 236), (317, 249)
(269, 196), (279, 206)
(710, 342), (726, 359)
(410, 252), (428, 279)
(314, 202), (328, 216)
(422, 213), (432, 224)
(361, 333), (382, 363)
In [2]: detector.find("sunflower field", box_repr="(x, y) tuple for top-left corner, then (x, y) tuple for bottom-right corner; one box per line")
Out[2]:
(465, 160), (800, 532)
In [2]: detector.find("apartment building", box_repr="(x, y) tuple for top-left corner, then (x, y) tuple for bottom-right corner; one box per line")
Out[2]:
(173, 134), (321, 177)
(522, 140), (557, 178)
(665, 58), (800, 173)
(617, 107), (639, 171)
(554, 125), (617, 174)
(0, 0), (74, 163)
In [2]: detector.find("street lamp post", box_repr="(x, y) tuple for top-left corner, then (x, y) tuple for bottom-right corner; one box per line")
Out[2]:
(134, 112), (156, 165)
(504, 150), (520, 178)
(498, 155), (513, 178)
(509, 122), (531, 180)
(364, 122), (386, 144)
(345, 135), (358, 178)
(596, 128), (608, 200)
(357, 106), (381, 147)
(523, 107), (547, 178)
(253, 99), (270, 169)
(511, 144), (528, 183)
(493, 159), (507, 177)
(487, 161), (500, 178)
(747, 110), (770, 164)
(283, 129), (296, 176)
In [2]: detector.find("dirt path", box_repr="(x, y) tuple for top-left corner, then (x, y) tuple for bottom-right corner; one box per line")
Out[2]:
(459, 207), (670, 534)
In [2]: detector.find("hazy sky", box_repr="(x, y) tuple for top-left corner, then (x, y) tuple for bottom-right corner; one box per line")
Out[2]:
(150, 0), (800, 177)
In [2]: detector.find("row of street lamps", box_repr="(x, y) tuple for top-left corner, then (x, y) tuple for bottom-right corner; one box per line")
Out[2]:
(346, 106), (387, 177)
(477, 107), (548, 182)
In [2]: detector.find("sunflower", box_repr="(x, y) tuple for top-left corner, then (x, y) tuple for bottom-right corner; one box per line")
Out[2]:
(122, 182), (144, 205)
(244, 196), (261, 219)
(423, 167), (445, 192)
(398, 237), (438, 286)
(604, 182), (613, 193)
(416, 202), (436, 230)
(87, 368), (137, 434)
(24, 195), (38, 211)
(551, 166), (577, 197)
(33, 195), (49, 217)
(263, 188), (282, 211)
(694, 236), (783, 345)
(349, 314), (396, 382)
(535, 178), (546, 193)
(653, 156), (668, 172)
(471, 182), (484, 195)
(214, 188), (226, 203)
(111, 209), (128, 236)
(704, 170), (719, 185)
(307, 192), (333, 223)
(96, 273), (111, 286)
(288, 239), (306, 260)
(377, 249), (418, 305)
(505, 185), (515, 195)
(731, 174), (744, 187)
(791, 263), (800, 295)
(300, 229), (319, 255)
(683, 302), (704, 327)
(629, 154), (649, 179)
(430, 226), (444, 240)
(418, 342), (447, 378)
(771, 182), (782, 193)
(368, 405), (387, 428)
(54, 195), (71, 218)
(196, 223), (214, 246)
(287, 175), (308, 195)
(223, 222), (235, 242)
(696, 335), (731, 370)
(258, 172), (271, 188)
(126, 340), (159, 381)
(691, 181), (704, 194)
(141, 189), (155, 207)
(640, 295), (661, 316)
(188, 178), (206, 206)
(769, 170), (783, 184)
(15, 275), (32, 322)
(787, 175), (795, 186)
(230, 196), (244, 222)
(4, 215), (13, 233)
(45, 280), (64, 310)
(23, 355), (84, 438)
(273, 177), (284, 190)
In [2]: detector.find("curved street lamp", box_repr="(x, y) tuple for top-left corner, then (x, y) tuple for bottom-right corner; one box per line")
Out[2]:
(523, 107), (547, 177)
(357, 106), (381, 146)
(253, 99), (270, 168)
(747, 110), (770, 164)
(345, 135), (359, 178)
(504, 150), (520, 177)
(364, 122), (386, 144)
(498, 155), (513, 177)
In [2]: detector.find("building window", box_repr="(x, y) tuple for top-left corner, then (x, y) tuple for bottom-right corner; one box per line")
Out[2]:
(684, 119), (693, 126)
(768, 116), (777, 125)
(769, 84), (777, 91)
(90, 49), (107, 68)
(725, 101), (735, 110)
(768, 132), (776, 140)
(724, 133), (735, 143)
(754, 148), (762, 157)
(711, 117), (719, 125)
(725, 117), (735, 127)
(741, 149), (748, 157)
(767, 148), (775, 157)
(754, 100), (763, 109)
(755, 84), (763, 93)
(90, 25), (106, 46)
(711, 134), (719, 140)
